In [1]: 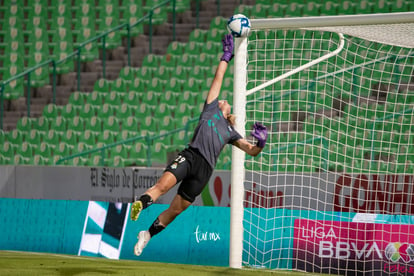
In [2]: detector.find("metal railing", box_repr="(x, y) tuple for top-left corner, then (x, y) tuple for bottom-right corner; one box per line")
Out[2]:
(56, 118), (198, 167)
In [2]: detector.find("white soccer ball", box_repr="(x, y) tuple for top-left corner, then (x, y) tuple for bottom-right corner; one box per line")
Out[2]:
(226, 14), (251, 38)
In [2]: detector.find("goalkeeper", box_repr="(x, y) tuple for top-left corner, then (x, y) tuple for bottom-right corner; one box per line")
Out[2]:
(131, 34), (268, 256)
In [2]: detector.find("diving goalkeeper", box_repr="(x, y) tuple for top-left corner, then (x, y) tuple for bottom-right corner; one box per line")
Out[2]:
(130, 34), (268, 256)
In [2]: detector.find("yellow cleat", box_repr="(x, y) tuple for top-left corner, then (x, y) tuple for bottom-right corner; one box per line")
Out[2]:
(130, 200), (143, 221)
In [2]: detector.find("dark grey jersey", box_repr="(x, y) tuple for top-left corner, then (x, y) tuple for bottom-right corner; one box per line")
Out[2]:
(189, 98), (242, 169)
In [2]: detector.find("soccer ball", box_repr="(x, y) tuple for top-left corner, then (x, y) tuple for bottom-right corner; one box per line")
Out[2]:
(226, 14), (251, 38)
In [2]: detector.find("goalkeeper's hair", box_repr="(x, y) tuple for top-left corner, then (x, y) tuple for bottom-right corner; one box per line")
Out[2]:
(227, 114), (236, 126)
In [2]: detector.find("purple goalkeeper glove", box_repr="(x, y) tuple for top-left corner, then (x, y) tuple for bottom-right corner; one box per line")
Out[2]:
(220, 34), (234, 62)
(251, 122), (268, 148)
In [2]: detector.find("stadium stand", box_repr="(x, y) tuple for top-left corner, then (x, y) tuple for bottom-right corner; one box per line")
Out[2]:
(0, 0), (413, 172)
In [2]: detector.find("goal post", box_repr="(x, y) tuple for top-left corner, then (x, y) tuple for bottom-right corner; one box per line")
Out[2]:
(230, 12), (414, 275)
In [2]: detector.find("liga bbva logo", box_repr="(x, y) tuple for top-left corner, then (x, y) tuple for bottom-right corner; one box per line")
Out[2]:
(384, 242), (414, 263)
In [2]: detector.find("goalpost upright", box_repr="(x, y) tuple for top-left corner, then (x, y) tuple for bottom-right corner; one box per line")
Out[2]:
(230, 11), (414, 274)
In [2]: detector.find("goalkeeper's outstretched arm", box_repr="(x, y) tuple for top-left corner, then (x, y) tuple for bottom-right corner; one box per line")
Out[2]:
(206, 34), (233, 104)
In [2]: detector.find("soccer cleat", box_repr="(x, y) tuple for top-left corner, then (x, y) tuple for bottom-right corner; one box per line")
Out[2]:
(130, 200), (143, 221)
(134, 230), (151, 256)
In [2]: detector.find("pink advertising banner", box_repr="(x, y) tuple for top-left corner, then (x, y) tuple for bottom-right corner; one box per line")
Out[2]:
(293, 219), (414, 275)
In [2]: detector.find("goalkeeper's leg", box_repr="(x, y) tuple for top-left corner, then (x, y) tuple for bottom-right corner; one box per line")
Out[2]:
(130, 172), (178, 221)
(130, 194), (151, 221)
(134, 194), (191, 256)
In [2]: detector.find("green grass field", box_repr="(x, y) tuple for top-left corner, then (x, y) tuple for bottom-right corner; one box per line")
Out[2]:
(0, 250), (315, 275)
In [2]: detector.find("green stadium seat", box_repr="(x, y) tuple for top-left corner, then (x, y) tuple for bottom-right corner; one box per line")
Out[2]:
(161, 55), (180, 69)
(79, 130), (97, 146)
(16, 116), (35, 132)
(78, 37), (99, 62)
(50, 116), (67, 135)
(149, 141), (167, 165)
(13, 154), (30, 165)
(136, 102), (154, 118)
(141, 116), (159, 132)
(142, 54), (164, 69)
(55, 142), (73, 157)
(319, 1), (338, 15)
(202, 41), (221, 56)
(118, 66), (137, 83)
(61, 129), (80, 147)
(183, 78), (203, 95)
(123, 91), (141, 108)
(7, 129), (25, 145)
(85, 155), (104, 167)
(2, 3), (24, 20)
(32, 154), (48, 166)
(104, 91), (123, 106)
(285, 2), (303, 17)
(66, 156), (88, 167)
(159, 116), (177, 132)
(26, 2), (48, 29)
(120, 0), (144, 37)
(355, 0), (373, 14)
(109, 156), (127, 167)
(74, 3), (96, 37)
(162, 90), (179, 105)
(167, 41), (187, 55)
(2, 65), (24, 99)
(111, 78), (129, 93)
(73, 141), (92, 155)
(0, 141), (16, 161)
(97, 1), (121, 49)
(303, 2), (321, 17)
(110, 144), (130, 160)
(122, 116), (139, 134)
(154, 103), (173, 118)
(86, 91), (104, 106)
(117, 103), (134, 120)
(175, 103), (194, 119)
(337, 0), (356, 14)
(85, 116), (103, 133)
(79, 103), (98, 119)
(141, 90), (160, 107)
(97, 103), (116, 118)
(130, 77), (148, 94)
(129, 143), (148, 166)
(51, 28), (75, 74)
(69, 91), (88, 106)
(26, 129), (42, 145)
(94, 78), (112, 94)
(144, 3), (168, 25)
(49, 2), (72, 30)
(61, 103), (80, 119)
(97, 129), (117, 145)
(34, 141), (54, 159)
(372, 0), (391, 13)
(43, 129), (60, 145)
(66, 117), (84, 136)
(390, 0), (410, 12)
(73, 1), (99, 60)
(103, 116), (121, 133)
(15, 141), (35, 160)
(170, 65), (189, 80)
(177, 53), (197, 67)
(32, 116), (49, 134)
(171, 129), (190, 146)
(116, 129), (135, 142)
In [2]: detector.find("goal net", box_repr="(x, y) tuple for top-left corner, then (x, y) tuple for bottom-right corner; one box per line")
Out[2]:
(230, 12), (414, 275)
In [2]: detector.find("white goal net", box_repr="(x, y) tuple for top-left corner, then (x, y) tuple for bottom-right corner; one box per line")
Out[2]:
(230, 12), (414, 275)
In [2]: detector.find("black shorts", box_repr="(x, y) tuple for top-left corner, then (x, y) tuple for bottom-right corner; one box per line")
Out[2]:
(164, 147), (213, 203)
